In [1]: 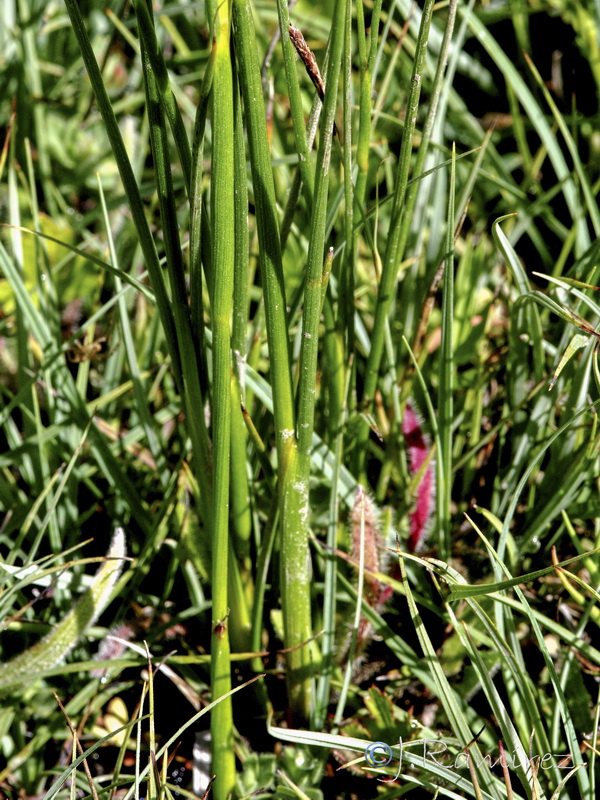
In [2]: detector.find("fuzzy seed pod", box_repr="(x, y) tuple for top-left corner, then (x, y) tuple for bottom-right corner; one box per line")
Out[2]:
(402, 401), (435, 552)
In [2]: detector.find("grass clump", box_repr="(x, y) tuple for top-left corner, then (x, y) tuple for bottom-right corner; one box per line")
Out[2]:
(1, 0), (600, 798)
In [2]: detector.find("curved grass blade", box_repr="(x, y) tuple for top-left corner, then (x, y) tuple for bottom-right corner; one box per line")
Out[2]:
(0, 529), (126, 697)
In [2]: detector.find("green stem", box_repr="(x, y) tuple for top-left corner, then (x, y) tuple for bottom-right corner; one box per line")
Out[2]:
(190, 46), (214, 387)
(336, 0), (354, 392)
(209, 2), (236, 797)
(229, 55), (253, 602)
(289, 0), (347, 721)
(296, 2), (345, 460)
(343, 0), (382, 355)
(355, 0), (435, 476)
(234, 0), (310, 719)
(133, 0), (192, 193)
(437, 146), (456, 561)
(276, 0), (314, 204)
(232, 0), (295, 441)
(139, 17), (213, 529)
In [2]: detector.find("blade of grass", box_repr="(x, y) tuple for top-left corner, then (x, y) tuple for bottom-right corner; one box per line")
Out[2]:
(0, 240), (153, 530)
(63, 0), (182, 395)
(268, 712), (514, 796)
(97, 178), (168, 487)
(445, 547), (600, 600)
(460, 624), (543, 796)
(0, 224), (155, 301)
(398, 552), (505, 800)
(131, 0), (192, 193)
(138, 11), (213, 526)
(523, 52), (600, 237)
(0, 529), (126, 697)
(468, 529), (591, 797)
(460, 6), (590, 255)
(432, 556), (558, 787)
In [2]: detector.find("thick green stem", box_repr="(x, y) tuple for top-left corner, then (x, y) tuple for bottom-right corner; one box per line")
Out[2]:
(233, 0), (305, 718)
(209, 2), (236, 796)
